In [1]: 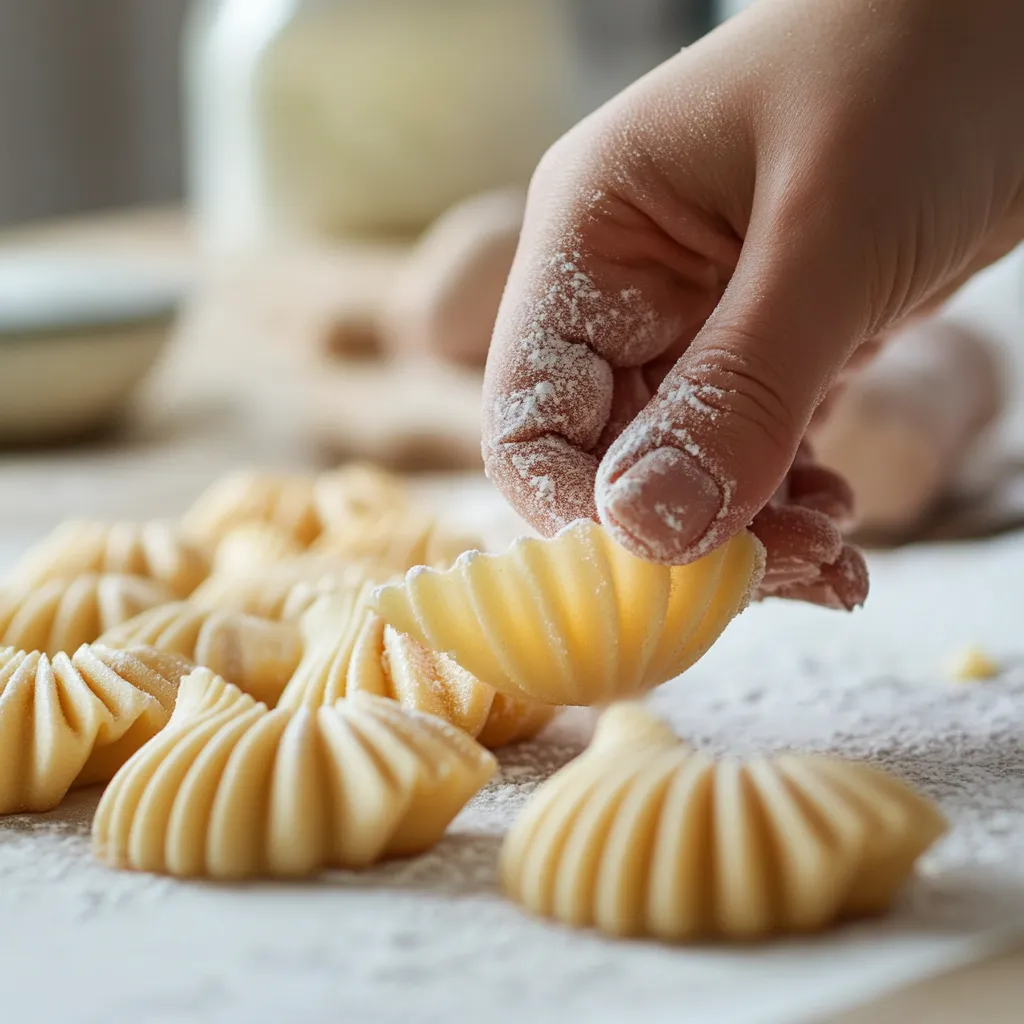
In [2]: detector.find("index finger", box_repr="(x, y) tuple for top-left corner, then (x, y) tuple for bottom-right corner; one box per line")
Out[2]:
(481, 236), (613, 534)
(482, 163), (720, 535)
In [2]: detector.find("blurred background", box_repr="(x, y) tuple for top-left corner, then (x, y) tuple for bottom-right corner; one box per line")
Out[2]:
(0, 0), (714, 229)
(0, 0), (1020, 553)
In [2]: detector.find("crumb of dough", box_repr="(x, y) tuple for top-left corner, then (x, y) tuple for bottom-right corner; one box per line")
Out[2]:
(947, 646), (1000, 682)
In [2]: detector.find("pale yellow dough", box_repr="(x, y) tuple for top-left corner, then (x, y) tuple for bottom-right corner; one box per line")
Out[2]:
(374, 520), (764, 705)
(212, 523), (304, 574)
(98, 602), (302, 707)
(501, 704), (948, 941)
(190, 558), (390, 621)
(92, 670), (497, 878)
(947, 646), (1000, 681)
(0, 573), (172, 656)
(0, 644), (192, 813)
(182, 470), (321, 548)
(279, 589), (555, 748)
(313, 462), (410, 532)
(312, 506), (479, 572)
(6, 520), (210, 598)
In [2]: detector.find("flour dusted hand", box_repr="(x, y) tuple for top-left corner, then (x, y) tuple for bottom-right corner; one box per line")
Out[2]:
(483, 0), (1024, 609)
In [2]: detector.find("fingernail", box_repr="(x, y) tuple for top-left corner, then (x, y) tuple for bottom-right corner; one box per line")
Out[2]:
(601, 447), (722, 562)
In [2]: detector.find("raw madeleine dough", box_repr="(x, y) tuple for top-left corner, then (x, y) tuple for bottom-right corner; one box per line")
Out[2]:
(6, 521), (209, 598)
(213, 523), (304, 574)
(182, 470), (321, 548)
(92, 670), (497, 879)
(279, 590), (555, 748)
(313, 462), (410, 532)
(312, 506), (479, 572)
(98, 602), (302, 707)
(374, 519), (764, 705)
(0, 644), (192, 813)
(0, 573), (172, 657)
(501, 704), (948, 941)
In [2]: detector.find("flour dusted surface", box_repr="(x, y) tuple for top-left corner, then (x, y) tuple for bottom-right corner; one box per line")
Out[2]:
(3, 518), (1024, 1022)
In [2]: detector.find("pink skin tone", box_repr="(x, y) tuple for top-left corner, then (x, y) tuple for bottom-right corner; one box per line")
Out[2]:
(482, 0), (1024, 609)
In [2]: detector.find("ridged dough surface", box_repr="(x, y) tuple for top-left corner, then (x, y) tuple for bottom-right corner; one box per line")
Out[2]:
(213, 524), (304, 574)
(313, 507), (479, 572)
(280, 590), (555, 747)
(190, 558), (386, 621)
(99, 602), (302, 707)
(6, 521), (210, 598)
(93, 671), (497, 878)
(0, 644), (192, 813)
(374, 520), (765, 705)
(182, 470), (321, 547)
(501, 704), (948, 941)
(0, 573), (172, 656)
(314, 463), (410, 531)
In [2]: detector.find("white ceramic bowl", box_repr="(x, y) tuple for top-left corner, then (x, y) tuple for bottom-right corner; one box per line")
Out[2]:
(0, 254), (184, 442)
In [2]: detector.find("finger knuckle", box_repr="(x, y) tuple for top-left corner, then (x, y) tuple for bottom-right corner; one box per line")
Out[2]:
(695, 337), (800, 460)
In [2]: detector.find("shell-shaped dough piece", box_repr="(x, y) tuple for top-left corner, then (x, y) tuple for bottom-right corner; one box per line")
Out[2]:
(190, 568), (315, 621)
(0, 644), (192, 813)
(0, 573), (173, 656)
(501, 705), (948, 941)
(98, 602), (302, 707)
(374, 520), (765, 705)
(190, 558), (385, 621)
(280, 590), (555, 747)
(313, 507), (479, 572)
(277, 562), (399, 622)
(6, 521), (210, 598)
(314, 463), (410, 531)
(92, 671), (497, 878)
(182, 470), (321, 548)
(213, 524), (304, 575)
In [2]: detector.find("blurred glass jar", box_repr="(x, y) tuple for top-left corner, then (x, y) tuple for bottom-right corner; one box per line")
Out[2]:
(184, 0), (580, 248)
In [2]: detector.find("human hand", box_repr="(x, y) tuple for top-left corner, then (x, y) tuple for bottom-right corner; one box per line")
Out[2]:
(481, 0), (1024, 609)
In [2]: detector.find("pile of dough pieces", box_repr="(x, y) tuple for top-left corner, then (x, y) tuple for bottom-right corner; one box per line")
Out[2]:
(0, 463), (947, 942)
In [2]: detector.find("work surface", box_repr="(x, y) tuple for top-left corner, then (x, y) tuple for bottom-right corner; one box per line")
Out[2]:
(1, 211), (1023, 1023)
(2, 498), (1024, 1024)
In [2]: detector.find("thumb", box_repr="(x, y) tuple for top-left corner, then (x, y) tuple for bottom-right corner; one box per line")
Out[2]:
(595, 201), (870, 564)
